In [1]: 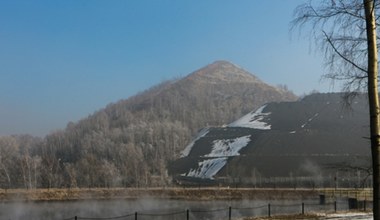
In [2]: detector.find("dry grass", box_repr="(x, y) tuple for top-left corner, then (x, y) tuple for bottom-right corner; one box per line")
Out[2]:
(0, 187), (371, 202)
(0, 187), (321, 202)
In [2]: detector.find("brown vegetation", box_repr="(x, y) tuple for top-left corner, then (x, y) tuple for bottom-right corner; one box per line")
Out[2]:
(0, 187), (319, 202)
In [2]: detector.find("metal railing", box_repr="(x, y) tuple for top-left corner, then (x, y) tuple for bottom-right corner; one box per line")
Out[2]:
(60, 198), (371, 220)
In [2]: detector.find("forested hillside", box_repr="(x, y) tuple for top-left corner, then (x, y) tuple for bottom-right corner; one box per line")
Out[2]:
(0, 61), (297, 189)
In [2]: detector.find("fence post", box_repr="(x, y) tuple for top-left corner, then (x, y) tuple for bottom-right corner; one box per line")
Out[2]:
(302, 202), (304, 215)
(268, 203), (271, 217)
(364, 200), (367, 211)
(135, 212), (137, 220)
(334, 201), (337, 212)
(75, 216), (77, 220)
(186, 209), (189, 220)
(229, 206), (232, 220)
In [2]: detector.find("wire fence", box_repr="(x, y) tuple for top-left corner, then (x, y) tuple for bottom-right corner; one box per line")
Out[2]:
(60, 198), (372, 220)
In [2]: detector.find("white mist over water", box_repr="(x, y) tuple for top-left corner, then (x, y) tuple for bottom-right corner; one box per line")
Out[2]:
(0, 199), (296, 220)
(0, 197), (368, 220)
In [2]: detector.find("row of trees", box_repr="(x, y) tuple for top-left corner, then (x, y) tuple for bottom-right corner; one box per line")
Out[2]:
(0, 135), (42, 189)
(0, 122), (188, 189)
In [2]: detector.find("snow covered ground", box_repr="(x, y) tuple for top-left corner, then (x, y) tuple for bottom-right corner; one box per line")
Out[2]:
(180, 128), (209, 157)
(181, 104), (271, 179)
(229, 105), (271, 129)
(321, 212), (372, 219)
(205, 135), (251, 157)
(186, 157), (227, 179)
(236, 213), (373, 220)
(183, 135), (251, 179)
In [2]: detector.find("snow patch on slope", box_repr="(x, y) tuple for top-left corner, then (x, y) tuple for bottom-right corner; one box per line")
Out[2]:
(184, 135), (251, 179)
(301, 113), (319, 128)
(229, 105), (271, 129)
(180, 128), (209, 157)
(205, 135), (251, 157)
(186, 158), (227, 179)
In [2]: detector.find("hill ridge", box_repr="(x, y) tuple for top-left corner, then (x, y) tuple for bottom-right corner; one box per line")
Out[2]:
(183, 60), (262, 84)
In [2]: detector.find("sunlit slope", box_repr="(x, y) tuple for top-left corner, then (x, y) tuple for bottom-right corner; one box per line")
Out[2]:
(170, 93), (370, 181)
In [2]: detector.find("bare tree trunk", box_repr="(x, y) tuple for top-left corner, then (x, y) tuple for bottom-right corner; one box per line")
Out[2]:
(364, 0), (380, 218)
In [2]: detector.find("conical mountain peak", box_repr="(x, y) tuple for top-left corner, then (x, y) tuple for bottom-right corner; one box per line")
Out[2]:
(185, 60), (261, 84)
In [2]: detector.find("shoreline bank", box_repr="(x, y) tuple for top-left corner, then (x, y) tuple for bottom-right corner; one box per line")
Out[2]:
(0, 187), (372, 202)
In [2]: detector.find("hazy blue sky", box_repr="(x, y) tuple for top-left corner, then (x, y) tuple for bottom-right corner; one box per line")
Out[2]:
(0, 0), (334, 136)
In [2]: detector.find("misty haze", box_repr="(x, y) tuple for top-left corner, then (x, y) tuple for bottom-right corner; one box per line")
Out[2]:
(0, 0), (376, 220)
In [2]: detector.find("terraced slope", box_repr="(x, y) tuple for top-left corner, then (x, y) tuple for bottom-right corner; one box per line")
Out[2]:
(170, 93), (370, 187)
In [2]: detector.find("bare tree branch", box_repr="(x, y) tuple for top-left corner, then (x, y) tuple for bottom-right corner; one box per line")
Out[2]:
(323, 31), (369, 73)
(291, 0), (377, 93)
